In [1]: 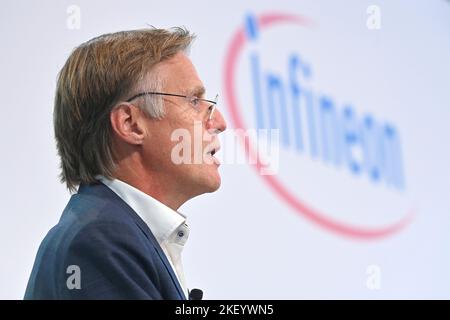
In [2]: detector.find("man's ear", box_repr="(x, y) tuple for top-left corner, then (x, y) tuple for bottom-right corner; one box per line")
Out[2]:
(110, 103), (147, 145)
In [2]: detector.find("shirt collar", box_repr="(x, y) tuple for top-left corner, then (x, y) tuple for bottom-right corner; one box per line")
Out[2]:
(96, 175), (187, 245)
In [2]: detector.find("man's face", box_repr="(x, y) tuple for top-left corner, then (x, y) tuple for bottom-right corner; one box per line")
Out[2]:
(141, 52), (227, 200)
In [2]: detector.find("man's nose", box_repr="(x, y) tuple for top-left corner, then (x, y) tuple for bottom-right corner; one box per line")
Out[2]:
(206, 109), (227, 133)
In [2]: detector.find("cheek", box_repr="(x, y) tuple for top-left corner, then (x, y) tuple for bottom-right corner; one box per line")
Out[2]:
(147, 115), (208, 166)
(142, 127), (177, 166)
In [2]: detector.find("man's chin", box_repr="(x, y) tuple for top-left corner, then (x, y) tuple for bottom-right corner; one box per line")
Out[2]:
(201, 169), (222, 193)
(203, 173), (221, 193)
(185, 165), (222, 196)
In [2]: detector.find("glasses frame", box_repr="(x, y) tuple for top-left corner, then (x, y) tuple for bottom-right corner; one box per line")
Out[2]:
(126, 92), (218, 120)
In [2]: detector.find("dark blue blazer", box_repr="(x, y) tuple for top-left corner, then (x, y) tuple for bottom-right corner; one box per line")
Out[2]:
(24, 182), (187, 300)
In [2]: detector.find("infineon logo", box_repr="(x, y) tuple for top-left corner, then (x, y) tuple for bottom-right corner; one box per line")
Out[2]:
(223, 12), (414, 240)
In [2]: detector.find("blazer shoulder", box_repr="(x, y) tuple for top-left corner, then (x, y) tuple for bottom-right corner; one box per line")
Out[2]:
(25, 184), (167, 299)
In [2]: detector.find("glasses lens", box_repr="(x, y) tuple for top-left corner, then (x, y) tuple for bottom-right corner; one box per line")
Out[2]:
(209, 94), (218, 120)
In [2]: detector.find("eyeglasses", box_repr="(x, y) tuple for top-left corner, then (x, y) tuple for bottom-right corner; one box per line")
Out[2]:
(126, 92), (218, 120)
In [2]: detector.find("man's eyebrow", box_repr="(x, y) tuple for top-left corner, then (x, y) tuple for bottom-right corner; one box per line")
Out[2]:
(188, 86), (206, 97)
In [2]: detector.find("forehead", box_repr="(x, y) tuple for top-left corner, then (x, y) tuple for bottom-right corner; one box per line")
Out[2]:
(157, 52), (204, 95)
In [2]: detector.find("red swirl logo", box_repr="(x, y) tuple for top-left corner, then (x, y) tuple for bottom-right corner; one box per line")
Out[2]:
(223, 12), (414, 240)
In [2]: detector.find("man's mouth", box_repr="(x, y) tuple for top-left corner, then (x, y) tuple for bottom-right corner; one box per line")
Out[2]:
(206, 145), (221, 165)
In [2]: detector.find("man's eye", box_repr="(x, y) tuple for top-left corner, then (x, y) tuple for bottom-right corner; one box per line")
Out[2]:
(190, 97), (200, 107)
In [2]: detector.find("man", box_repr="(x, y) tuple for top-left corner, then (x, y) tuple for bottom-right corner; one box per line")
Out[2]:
(24, 28), (226, 299)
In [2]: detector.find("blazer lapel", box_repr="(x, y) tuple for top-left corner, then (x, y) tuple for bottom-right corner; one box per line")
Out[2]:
(78, 182), (187, 300)
(130, 212), (187, 300)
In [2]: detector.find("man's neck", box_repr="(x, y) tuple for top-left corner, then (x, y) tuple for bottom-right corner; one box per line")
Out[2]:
(112, 170), (188, 211)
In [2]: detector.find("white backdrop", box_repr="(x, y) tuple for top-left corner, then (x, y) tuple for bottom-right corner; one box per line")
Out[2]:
(1, 0), (450, 299)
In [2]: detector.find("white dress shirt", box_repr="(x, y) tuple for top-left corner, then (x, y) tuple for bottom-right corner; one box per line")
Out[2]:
(96, 175), (189, 298)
